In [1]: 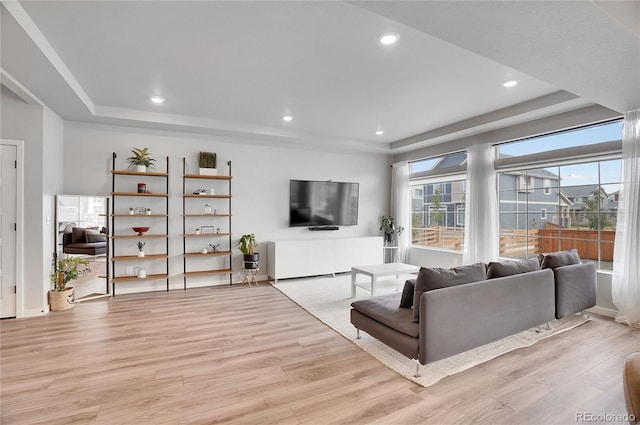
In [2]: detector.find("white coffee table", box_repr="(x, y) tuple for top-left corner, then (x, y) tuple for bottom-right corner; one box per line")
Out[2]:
(351, 263), (421, 297)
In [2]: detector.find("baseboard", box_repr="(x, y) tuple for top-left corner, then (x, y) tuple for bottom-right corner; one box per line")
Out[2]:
(587, 305), (618, 318)
(22, 306), (49, 318)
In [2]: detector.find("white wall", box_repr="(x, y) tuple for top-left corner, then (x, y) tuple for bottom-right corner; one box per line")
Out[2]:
(1, 85), (62, 315)
(64, 122), (391, 293)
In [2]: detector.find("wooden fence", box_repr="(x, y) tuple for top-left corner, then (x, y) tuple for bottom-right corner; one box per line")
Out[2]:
(412, 225), (614, 261)
(538, 227), (615, 261)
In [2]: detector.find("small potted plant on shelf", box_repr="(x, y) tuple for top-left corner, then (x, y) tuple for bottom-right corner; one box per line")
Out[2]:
(239, 234), (259, 269)
(380, 215), (404, 245)
(137, 241), (146, 257)
(127, 147), (156, 172)
(199, 151), (217, 175)
(49, 253), (90, 311)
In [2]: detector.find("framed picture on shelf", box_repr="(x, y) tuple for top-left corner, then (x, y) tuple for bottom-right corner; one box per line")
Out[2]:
(201, 226), (215, 234)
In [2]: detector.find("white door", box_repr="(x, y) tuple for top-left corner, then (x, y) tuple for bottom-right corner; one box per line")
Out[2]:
(1, 144), (17, 318)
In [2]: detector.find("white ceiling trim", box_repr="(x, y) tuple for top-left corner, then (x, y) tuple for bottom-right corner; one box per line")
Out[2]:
(1, 0), (94, 114)
(0, 67), (42, 105)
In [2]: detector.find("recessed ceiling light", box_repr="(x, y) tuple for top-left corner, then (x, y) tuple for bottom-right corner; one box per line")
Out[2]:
(503, 80), (519, 88)
(379, 33), (399, 45)
(150, 96), (165, 104)
(375, 130), (385, 135)
(282, 115), (294, 122)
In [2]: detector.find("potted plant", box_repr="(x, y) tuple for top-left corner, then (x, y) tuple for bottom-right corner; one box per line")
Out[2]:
(127, 147), (156, 172)
(239, 234), (259, 269)
(137, 241), (146, 257)
(199, 151), (217, 175)
(49, 253), (90, 311)
(380, 215), (404, 244)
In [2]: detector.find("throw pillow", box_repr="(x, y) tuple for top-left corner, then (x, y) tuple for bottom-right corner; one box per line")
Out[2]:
(486, 258), (540, 279)
(399, 279), (415, 309)
(85, 229), (107, 243)
(412, 262), (486, 322)
(541, 249), (580, 269)
(71, 227), (86, 244)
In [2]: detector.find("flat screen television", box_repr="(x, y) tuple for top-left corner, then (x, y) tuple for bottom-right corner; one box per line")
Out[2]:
(289, 180), (359, 227)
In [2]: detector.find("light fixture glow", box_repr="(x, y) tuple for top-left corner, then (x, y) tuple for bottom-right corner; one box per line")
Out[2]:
(379, 33), (399, 45)
(503, 80), (519, 88)
(375, 130), (385, 135)
(150, 96), (165, 104)
(282, 115), (294, 122)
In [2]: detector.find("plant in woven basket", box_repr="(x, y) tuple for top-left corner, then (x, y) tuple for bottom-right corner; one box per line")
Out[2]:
(51, 252), (90, 291)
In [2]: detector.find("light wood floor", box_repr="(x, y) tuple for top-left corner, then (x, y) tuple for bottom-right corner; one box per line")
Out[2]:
(1, 283), (638, 425)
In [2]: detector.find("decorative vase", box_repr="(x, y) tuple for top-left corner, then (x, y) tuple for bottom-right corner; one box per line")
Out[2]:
(49, 287), (75, 311)
(199, 167), (217, 176)
(243, 253), (260, 269)
(136, 165), (147, 173)
(138, 251), (145, 257)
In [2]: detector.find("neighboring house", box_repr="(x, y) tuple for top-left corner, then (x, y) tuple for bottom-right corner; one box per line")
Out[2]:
(563, 184), (608, 227)
(411, 153), (572, 230)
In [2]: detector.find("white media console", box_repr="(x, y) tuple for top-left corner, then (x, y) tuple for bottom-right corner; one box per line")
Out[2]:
(267, 237), (383, 283)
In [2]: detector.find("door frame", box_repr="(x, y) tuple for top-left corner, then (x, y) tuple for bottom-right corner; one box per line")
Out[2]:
(1, 139), (24, 318)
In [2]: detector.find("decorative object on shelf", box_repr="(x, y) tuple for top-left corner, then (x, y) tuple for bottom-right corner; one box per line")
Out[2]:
(132, 226), (150, 236)
(380, 215), (404, 244)
(216, 227), (221, 234)
(209, 188), (215, 195)
(209, 243), (220, 253)
(137, 241), (146, 257)
(201, 248), (208, 254)
(201, 225), (214, 234)
(133, 206), (146, 215)
(199, 151), (217, 175)
(193, 189), (207, 195)
(239, 234), (259, 269)
(127, 147), (156, 172)
(49, 253), (90, 311)
(136, 268), (147, 278)
(129, 207), (134, 215)
(204, 203), (212, 214)
(137, 183), (147, 193)
(195, 228), (201, 235)
(146, 208), (152, 215)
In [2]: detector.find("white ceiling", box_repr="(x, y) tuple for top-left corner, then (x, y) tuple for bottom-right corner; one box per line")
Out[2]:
(1, 1), (638, 153)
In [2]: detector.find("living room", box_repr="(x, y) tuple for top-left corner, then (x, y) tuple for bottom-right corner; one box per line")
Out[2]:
(1, 1), (639, 424)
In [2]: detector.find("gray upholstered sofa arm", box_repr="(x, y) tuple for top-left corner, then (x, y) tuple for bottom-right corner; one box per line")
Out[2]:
(554, 262), (597, 319)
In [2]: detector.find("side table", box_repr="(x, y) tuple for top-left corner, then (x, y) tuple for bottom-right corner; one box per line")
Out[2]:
(242, 268), (259, 286)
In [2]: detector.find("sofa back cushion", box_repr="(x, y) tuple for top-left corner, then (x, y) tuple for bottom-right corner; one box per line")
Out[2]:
(487, 258), (540, 279)
(71, 227), (87, 244)
(85, 229), (107, 243)
(399, 279), (415, 308)
(412, 262), (486, 322)
(540, 249), (580, 269)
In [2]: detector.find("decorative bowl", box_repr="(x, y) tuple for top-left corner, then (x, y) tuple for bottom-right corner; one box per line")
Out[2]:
(132, 226), (150, 235)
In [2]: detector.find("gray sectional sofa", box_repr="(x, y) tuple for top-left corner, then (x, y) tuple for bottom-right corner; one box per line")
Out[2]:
(350, 250), (596, 372)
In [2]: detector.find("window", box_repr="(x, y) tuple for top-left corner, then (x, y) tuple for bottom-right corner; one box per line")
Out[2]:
(518, 175), (535, 192)
(456, 205), (465, 226)
(410, 152), (467, 251)
(496, 121), (622, 270)
(543, 179), (552, 195)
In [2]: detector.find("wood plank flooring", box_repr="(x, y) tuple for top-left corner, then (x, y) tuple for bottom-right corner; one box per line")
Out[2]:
(1, 283), (638, 424)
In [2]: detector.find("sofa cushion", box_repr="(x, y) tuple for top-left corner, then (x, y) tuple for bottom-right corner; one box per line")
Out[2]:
(85, 229), (107, 243)
(352, 293), (419, 338)
(541, 249), (580, 269)
(487, 258), (540, 279)
(399, 279), (415, 308)
(412, 262), (486, 322)
(71, 227), (86, 244)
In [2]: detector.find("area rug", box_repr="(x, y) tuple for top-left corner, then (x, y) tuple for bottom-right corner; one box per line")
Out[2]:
(273, 274), (590, 387)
